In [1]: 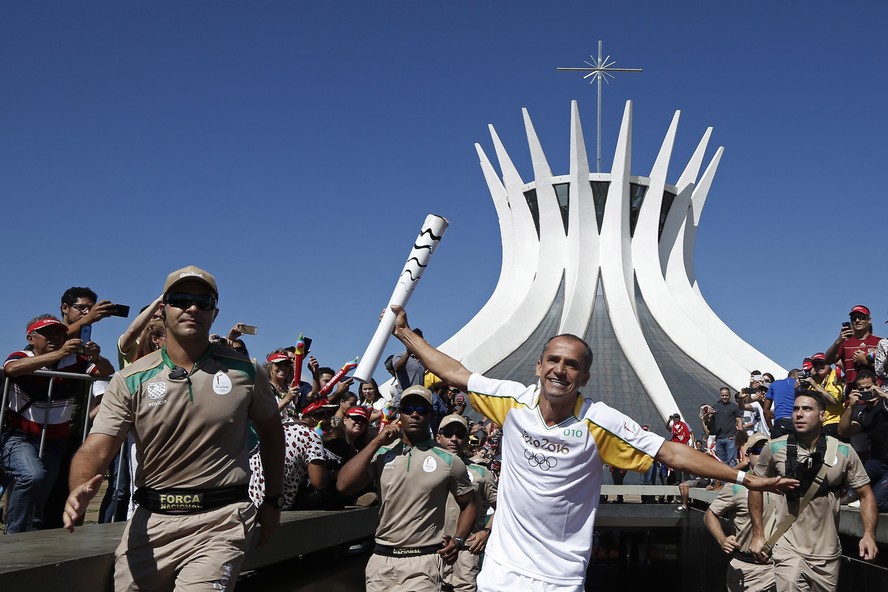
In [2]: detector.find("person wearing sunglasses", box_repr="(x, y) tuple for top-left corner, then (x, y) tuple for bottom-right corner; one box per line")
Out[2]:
(337, 385), (478, 592)
(63, 265), (285, 591)
(387, 304), (800, 592)
(704, 433), (777, 592)
(824, 304), (881, 396)
(436, 413), (497, 592)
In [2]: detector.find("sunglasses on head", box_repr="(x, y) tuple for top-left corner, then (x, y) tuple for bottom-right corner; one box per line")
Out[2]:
(165, 293), (217, 311)
(399, 404), (431, 416)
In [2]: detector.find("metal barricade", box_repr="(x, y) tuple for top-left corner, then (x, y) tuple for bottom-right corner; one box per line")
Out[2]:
(0, 369), (123, 529)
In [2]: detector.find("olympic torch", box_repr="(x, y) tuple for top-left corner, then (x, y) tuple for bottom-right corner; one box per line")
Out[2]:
(352, 213), (449, 383)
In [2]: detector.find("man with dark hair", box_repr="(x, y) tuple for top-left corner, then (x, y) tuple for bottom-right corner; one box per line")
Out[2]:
(707, 387), (743, 466)
(750, 392), (879, 590)
(63, 266), (284, 591)
(60, 286), (118, 340)
(386, 305), (798, 592)
(765, 370), (800, 439)
(337, 386), (478, 592)
(1, 315), (113, 533)
(838, 369), (888, 511)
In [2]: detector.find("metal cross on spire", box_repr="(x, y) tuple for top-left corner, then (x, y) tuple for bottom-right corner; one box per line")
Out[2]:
(557, 41), (642, 172)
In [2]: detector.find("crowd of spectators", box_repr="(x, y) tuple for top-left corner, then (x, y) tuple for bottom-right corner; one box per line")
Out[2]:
(0, 287), (503, 535)
(629, 304), (888, 516)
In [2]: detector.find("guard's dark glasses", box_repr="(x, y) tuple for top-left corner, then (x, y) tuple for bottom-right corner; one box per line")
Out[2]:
(165, 293), (216, 311)
(399, 404), (431, 416)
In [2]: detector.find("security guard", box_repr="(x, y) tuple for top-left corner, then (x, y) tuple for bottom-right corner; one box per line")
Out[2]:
(63, 265), (285, 591)
(337, 385), (478, 592)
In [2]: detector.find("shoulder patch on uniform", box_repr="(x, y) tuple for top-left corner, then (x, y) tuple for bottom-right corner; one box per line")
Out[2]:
(430, 446), (456, 466)
(731, 484), (745, 495)
(769, 440), (788, 453)
(469, 464), (488, 478)
(123, 362), (165, 395)
(837, 444), (850, 457)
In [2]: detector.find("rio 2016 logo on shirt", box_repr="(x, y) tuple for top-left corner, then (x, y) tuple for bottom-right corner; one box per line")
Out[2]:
(522, 430), (570, 455)
(524, 449), (558, 471)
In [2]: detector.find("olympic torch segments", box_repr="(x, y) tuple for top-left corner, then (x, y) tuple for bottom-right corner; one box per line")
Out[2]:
(318, 356), (359, 396)
(290, 333), (307, 388)
(352, 213), (449, 383)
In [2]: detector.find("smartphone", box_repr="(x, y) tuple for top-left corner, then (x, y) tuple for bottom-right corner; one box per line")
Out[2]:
(303, 337), (313, 354)
(80, 324), (92, 344)
(238, 324), (258, 335)
(842, 322), (851, 330)
(110, 304), (130, 318)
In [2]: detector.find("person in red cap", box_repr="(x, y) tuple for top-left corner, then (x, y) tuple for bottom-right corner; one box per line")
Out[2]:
(824, 305), (881, 394)
(264, 350), (302, 423)
(1, 314), (114, 533)
(798, 352), (844, 438)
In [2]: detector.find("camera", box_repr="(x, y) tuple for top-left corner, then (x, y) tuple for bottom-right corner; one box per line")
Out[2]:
(741, 387), (757, 395)
(857, 388), (876, 402)
(797, 370), (811, 381)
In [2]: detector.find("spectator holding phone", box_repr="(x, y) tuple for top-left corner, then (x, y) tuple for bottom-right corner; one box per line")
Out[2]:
(839, 368), (888, 510)
(1, 315), (113, 533)
(824, 305), (881, 393)
(59, 286), (120, 342)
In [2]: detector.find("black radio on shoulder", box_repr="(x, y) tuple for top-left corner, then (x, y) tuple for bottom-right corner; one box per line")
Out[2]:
(169, 366), (188, 380)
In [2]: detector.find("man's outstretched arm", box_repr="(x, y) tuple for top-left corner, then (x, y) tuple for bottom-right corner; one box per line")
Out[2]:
(390, 305), (471, 392)
(655, 441), (799, 494)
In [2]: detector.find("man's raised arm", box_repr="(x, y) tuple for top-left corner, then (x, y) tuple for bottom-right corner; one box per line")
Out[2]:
(390, 305), (471, 392)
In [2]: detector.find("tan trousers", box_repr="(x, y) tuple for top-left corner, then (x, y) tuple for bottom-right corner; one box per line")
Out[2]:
(442, 550), (482, 591)
(114, 502), (256, 592)
(726, 557), (776, 592)
(366, 552), (444, 592)
(772, 544), (840, 592)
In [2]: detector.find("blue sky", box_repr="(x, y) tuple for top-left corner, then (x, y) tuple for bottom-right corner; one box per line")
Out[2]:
(1, 2), (885, 385)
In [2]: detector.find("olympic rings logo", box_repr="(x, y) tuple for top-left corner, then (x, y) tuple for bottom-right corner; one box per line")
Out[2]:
(524, 449), (558, 471)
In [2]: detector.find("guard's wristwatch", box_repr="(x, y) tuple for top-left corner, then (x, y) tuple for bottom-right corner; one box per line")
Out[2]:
(453, 536), (467, 551)
(263, 493), (285, 509)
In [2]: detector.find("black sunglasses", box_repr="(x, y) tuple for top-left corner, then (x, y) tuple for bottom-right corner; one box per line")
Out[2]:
(439, 429), (468, 438)
(748, 445), (765, 455)
(399, 404), (431, 416)
(165, 293), (217, 311)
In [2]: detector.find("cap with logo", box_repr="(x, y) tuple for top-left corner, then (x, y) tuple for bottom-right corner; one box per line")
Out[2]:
(163, 265), (218, 298)
(346, 406), (370, 421)
(266, 352), (291, 364)
(438, 414), (468, 432)
(400, 385), (433, 406)
(26, 317), (67, 335)
(850, 305), (870, 317)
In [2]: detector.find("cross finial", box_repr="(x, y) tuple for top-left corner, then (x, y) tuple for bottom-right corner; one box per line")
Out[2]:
(557, 41), (643, 172)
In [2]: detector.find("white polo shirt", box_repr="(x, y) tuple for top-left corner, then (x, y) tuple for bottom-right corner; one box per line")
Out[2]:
(468, 373), (665, 586)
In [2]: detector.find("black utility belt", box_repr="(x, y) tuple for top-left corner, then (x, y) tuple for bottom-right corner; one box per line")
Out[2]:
(731, 550), (761, 564)
(134, 485), (249, 515)
(373, 543), (442, 557)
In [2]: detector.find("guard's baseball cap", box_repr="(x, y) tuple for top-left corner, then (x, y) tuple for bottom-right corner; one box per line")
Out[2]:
(400, 385), (433, 406)
(163, 265), (218, 298)
(438, 414), (468, 432)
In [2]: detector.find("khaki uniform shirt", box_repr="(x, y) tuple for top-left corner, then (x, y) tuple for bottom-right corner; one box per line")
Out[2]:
(752, 435), (869, 559)
(372, 439), (473, 547)
(444, 462), (498, 534)
(91, 344), (278, 490)
(709, 482), (782, 553)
